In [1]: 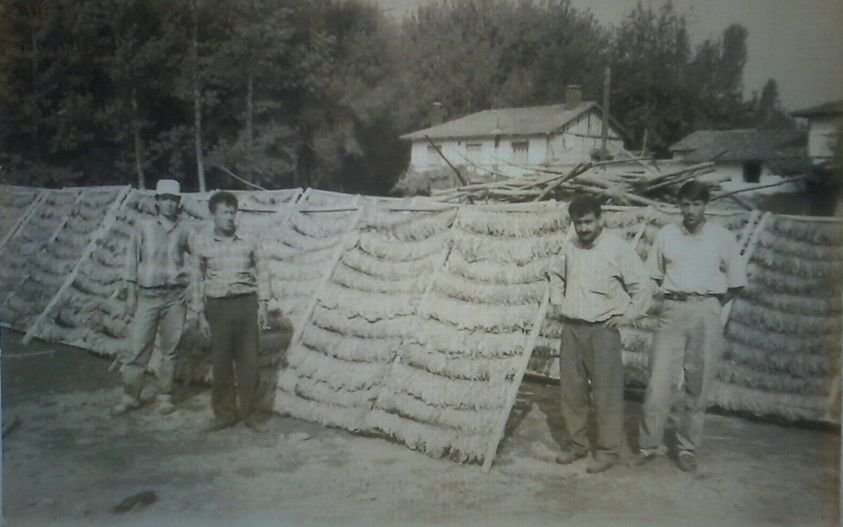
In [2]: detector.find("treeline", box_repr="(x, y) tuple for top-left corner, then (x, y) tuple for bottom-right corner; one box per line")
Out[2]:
(0, 0), (793, 192)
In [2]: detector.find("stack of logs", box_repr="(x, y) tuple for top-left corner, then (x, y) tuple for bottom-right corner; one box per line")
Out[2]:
(430, 159), (723, 206)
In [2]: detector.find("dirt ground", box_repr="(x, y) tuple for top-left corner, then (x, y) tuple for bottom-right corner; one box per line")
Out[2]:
(2, 330), (840, 527)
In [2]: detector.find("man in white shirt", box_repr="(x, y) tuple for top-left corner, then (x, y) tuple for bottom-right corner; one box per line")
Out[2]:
(635, 181), (747, 472)
(552, 196), (651, 474)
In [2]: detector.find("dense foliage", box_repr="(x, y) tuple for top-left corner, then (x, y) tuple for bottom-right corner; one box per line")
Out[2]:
(0, 0), (792, 191)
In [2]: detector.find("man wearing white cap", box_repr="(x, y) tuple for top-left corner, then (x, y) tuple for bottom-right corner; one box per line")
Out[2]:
(111, 179), (193, 416)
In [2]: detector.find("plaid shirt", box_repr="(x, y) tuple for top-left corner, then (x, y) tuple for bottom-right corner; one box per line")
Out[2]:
(125, 217), (192, 288)
(191, 229), (270, 306)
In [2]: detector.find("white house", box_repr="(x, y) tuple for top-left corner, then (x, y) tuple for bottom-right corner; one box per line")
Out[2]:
(400, 87), (626, 177)
(669, 129), (808, 194)
(792, 100), (842, 165)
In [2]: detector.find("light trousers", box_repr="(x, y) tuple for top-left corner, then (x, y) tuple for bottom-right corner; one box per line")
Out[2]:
(120, 286), (187, 401)
(639, 297), (725, 453)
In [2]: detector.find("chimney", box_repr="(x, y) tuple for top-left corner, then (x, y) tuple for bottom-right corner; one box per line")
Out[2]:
(565, 85), (582, 111)
(430, 101), (444, 126)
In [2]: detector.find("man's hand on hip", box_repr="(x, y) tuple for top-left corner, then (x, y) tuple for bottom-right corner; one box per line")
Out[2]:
(605, 314), (633, 328)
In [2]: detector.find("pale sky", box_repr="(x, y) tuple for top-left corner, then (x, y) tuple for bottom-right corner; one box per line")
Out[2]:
(384, 0), (843, 111)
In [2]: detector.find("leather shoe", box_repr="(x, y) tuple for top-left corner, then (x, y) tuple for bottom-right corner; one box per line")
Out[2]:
(554, 448), (588, 465)
(629, 450), (657, 466)
(586, 455), (617, 474)
(203, 418), (238, 433)
(243, 416), (266, 433)
(677, 451), (697, 472)
(110, 398), (140, 417)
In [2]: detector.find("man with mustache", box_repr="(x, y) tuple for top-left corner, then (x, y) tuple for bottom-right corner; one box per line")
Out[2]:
(553, 195), (651, 474)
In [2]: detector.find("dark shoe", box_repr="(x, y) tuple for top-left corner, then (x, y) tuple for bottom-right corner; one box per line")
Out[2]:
(677, 450), (697, 472)
(203, 418), (238, 433)
(628, 450), (658, 467)
(555, 448), (588, 465)
(586, 455), (617, 474)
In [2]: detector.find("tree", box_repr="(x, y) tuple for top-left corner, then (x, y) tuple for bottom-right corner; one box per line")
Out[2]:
(691, 23), (750, 129)
(609, 1), (696, 153)
(750, 79), (794, 129)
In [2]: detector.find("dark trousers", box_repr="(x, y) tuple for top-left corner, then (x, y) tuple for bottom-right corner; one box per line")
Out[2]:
(206, 293), (259, 422)
(559, 318), (624, 458)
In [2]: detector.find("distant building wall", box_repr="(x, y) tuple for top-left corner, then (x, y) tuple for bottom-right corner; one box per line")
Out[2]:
(406, 109), (624, 177)
(807, 116), (840, 161)
(712, 162), (804, 194)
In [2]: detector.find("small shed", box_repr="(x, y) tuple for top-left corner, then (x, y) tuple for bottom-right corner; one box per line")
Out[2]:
(792, 100), (842, 165)
(669, 129), (808, 193)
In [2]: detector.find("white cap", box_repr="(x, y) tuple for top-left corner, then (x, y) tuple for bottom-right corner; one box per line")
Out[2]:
(155, 179), (181, 198)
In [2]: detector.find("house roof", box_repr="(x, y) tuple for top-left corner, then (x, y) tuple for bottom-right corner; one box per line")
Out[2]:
(792, 100), (843, 118)
(669, 129), (807, 163)
(400, 101), (612, 140)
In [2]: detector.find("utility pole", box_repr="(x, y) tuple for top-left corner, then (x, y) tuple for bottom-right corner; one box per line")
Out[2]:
(598, 66), (612, 161)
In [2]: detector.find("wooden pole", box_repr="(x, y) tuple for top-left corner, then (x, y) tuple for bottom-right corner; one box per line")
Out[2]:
(425, 135), (467, 186)
(599, 66), (611, 160)
(533, 163), (591, 202)
(0, 190), (45, 254)
(190, 0), (207, 192)
(711, 175), (808, 201)
(631, 206), (654, 251)
(721, 212), (773, 331)
(482, 282), (551, 472)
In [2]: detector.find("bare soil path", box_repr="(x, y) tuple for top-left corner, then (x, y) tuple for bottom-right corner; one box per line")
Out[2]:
(2, 330), (839, 527)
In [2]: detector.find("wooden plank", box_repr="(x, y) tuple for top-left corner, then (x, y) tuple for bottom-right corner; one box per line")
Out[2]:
(735, 210), (761, 256)
(23, 186), (132, 344)
(482, 282), (551, 473)
(44, 189), (85, 247)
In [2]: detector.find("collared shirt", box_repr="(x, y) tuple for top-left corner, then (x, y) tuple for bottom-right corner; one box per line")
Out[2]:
(647, 221), (747, 295)
(125, 217), (192, 288)
(191, 229), (270, 304)
(553, 230), (652, 323)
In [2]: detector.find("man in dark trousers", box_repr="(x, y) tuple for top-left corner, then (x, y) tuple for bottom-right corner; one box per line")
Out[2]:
(552, 196), (651, 473)
(192, 191), (270, 432)
(635, 181), (746, 471)
(111, 179), (191, 417)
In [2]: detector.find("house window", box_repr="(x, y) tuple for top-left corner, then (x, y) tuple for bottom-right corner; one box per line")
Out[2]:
(427, 145), (444, 166)
(743, 161), (761, 183)
(512, 141), (529, 164)
(466, 143), (482, 154)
